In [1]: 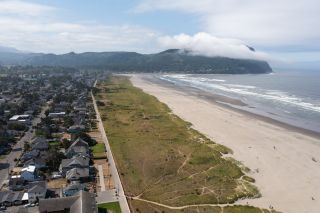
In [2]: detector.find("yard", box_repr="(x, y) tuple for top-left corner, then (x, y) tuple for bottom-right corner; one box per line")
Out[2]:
(98, 202), (121, 213)
(91, 143), (106, 159)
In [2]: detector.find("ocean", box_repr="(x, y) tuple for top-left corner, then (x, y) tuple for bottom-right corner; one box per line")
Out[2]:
(158, 70), (320, 134)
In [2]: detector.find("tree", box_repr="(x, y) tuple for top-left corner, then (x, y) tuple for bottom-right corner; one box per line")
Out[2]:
(46, 147), (65, 172)
(24, 142), (30, 152)
(61, 138), (71, 149)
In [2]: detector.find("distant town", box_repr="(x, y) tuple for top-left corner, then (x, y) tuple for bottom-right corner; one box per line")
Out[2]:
(0, 66), (121, 213)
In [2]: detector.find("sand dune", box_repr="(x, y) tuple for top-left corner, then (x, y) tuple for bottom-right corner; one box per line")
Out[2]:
(130, 74), (320, 213)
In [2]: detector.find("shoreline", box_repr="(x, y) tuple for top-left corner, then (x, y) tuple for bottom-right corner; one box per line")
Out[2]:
(129, 74), (320, 213)
(143, 74), (320, 140)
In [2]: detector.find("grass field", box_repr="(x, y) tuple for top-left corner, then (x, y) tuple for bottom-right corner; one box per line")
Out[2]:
(96, 76), (278, 212)
(98, 202), (121, 213)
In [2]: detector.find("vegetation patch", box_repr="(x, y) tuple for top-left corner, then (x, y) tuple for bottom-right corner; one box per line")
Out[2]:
(91, 143), (107, 159)
(243, 175), (255, 183)
(96, 76), (260, 210)
(224, 205), (281, 213)
(98, 202), (121, 213)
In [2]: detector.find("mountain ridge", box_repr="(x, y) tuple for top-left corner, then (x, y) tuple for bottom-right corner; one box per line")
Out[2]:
(0, 46), (272, 74)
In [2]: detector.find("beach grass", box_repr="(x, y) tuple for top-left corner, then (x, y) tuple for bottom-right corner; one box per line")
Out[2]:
(131, 200), (280, 213)
(98, 202), (121, 213)
(95, 76), (262, 210)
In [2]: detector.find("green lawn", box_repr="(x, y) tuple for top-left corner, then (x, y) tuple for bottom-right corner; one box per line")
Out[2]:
(49, 141), (60, 146)
(91, 143), (106, 159)
(95, 76), (278, 212)
(98, 202), (121, 213)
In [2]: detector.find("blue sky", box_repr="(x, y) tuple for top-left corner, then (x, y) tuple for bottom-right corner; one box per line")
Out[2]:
(0, 0), (320, 68)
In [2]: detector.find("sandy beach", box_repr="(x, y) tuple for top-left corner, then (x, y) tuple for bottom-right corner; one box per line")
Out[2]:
(130, 74), (320, 213)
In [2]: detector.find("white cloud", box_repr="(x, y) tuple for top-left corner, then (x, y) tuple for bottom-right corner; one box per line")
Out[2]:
(0, 0), (54, 16)
(0, 1), (158, 53)
(158, 32), (270, 60)
(136, 0), (320, 49)
(0, 18), (158, 53)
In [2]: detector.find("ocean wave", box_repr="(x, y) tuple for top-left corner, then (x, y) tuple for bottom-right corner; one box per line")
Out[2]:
(160, 75), (320, 113)
(223, 84), (256, 89)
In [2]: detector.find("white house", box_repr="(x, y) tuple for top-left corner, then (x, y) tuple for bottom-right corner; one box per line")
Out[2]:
(20, 165), (36, 181)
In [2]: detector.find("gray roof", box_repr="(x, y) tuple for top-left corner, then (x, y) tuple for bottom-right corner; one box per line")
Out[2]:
(23, 158), (46, 167)
(66, 146), (89, 157)
(60, 156), (89, 169)
(65, 183), (86, 192)
(66, 168), (89, 180)
(31, 139), (48, 151)
(0, 191), (24, 203)
(21, 149), (40, 161)
(31, 137), (47, 145)
(38, 190), (97, 213)
(28, 181), (47, 194)
(69, 138), (89, 149)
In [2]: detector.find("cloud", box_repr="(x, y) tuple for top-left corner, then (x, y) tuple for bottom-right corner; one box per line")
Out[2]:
(158, 32), (270, 60)
(136, 0), (320, 49)
(0, 1), (158, 53)
(0, 18), (158, 53)
(0, 0), (54, 16)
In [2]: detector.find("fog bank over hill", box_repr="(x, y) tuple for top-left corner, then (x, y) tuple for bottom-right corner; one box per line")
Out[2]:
(159, 32), (270, 60)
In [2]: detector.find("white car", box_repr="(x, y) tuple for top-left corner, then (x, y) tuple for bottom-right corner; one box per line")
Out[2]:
(24, 203), (31, 208)
(51, 174), (62, 179)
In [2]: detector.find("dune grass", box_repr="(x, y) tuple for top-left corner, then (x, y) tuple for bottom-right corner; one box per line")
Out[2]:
(96, 76), (265, 211)
(131, 200), (281, 213)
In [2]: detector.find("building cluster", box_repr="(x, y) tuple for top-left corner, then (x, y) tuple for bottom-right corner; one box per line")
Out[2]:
(0, 68), (102, 213)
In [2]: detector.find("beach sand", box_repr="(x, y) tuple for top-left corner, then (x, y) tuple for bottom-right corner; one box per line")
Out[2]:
(130, 74), (320, 213)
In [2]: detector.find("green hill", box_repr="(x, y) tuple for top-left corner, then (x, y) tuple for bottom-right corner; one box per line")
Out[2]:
(0, 47), (272, 74)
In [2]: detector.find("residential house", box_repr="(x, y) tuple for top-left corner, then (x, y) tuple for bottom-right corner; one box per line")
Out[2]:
(63, 183), (86, 197)
(38, 190), (97, 213)
(65, 138), (89, 158)
(31, 137), (49, 151)
(59, 156), (89, 175)
(48, 112), (66, 118)
(27, 181), (47, 203)
(0, 191), (24, 207)
(66, 168), (89, 181)
(20, 165), (37, 182)
(67, 125), (86, 134)
(9, 175), (25, 191)
(23, 158), (46, 169)
(9, 115), (31, 125)
(21, 150), (40, 162)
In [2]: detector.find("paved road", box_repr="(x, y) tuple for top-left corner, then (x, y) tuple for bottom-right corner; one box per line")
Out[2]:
(92, 80), (131, 213)
(0, 104), (49, 187)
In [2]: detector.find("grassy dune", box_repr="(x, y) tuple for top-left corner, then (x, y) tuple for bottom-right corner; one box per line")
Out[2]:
(96, 76), (278, 212)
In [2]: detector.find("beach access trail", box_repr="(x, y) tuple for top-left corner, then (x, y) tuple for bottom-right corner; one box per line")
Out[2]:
(130, 74), (320, 213)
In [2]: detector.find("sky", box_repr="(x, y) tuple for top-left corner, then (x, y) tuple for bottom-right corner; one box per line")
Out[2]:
(0, 0), (320, 68)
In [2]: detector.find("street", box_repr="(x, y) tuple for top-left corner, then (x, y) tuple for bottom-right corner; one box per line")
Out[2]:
(0, 104), (49, 187)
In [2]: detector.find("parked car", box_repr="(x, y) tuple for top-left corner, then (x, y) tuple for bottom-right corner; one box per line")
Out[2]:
(24, 203), (31, 208)
(51, 173), (62, 179)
